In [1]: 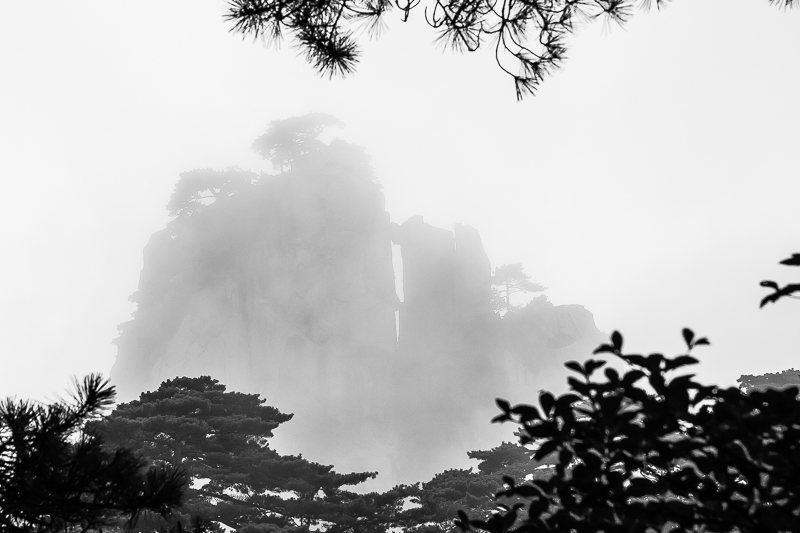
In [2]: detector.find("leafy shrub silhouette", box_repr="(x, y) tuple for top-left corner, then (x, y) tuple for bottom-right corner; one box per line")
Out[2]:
(455, 329), (800, 532)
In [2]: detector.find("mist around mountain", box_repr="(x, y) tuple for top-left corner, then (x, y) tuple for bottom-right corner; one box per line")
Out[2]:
(110, 114), (605, 490)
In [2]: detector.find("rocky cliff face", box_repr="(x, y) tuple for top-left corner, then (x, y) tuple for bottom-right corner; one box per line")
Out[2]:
(392, 217), (493, 355)
(113, 152), (397, 401)
(111, 119), (606, 490)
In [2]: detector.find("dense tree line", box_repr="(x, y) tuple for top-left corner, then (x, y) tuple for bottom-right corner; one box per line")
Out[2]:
(0, 371), (554, 532)
(90, 375), (565, 532)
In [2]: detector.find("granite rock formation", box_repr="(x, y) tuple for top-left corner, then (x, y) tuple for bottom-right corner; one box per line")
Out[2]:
(111, 117), (606, 490)
(392, 217), (493, 354)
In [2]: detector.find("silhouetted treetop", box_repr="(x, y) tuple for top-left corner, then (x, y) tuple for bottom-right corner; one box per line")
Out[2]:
(226, 0), (797, 99)
(404, 442), (552, 532)
(467, 442), (536, 475)
(95, 376), (409, 531)
(100, 376), (294, 463)
(253, 112), (344, 170)
(162, 114), (372, 221)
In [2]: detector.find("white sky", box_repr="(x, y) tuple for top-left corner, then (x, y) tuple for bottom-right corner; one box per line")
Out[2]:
(0, 0), (798, 400)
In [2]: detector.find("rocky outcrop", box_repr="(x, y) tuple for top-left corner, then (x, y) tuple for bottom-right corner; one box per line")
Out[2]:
(392, 217), (493, 354)
(496, 297), (606, 392)
(112, 145), (398, 403)
(111, 122), (606, 490)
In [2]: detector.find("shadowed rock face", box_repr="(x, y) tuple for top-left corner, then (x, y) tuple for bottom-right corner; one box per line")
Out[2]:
(111, 140), (605, 490)
(392, 217), (493, 355)
(113, 158), (398, 402)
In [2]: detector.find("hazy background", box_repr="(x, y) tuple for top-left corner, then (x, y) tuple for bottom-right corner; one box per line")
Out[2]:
(1, 0), (798, 402)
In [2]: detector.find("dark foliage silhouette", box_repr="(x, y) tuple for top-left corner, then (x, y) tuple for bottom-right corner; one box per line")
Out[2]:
(453, 329), (800, 532)
(95, 376), (416, 532)
(0, 374), (186, 532)
(760, 253), (800, 307)
(226, 0), (797, 98)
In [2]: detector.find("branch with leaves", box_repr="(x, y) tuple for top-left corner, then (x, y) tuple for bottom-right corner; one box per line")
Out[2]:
(760, 252), (800, 307)
(226, 0), (797, 98)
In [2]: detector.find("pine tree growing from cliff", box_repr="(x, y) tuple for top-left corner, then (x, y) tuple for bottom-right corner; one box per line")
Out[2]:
(490, 264), (544, 314)
(94, 376), (414, 531)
